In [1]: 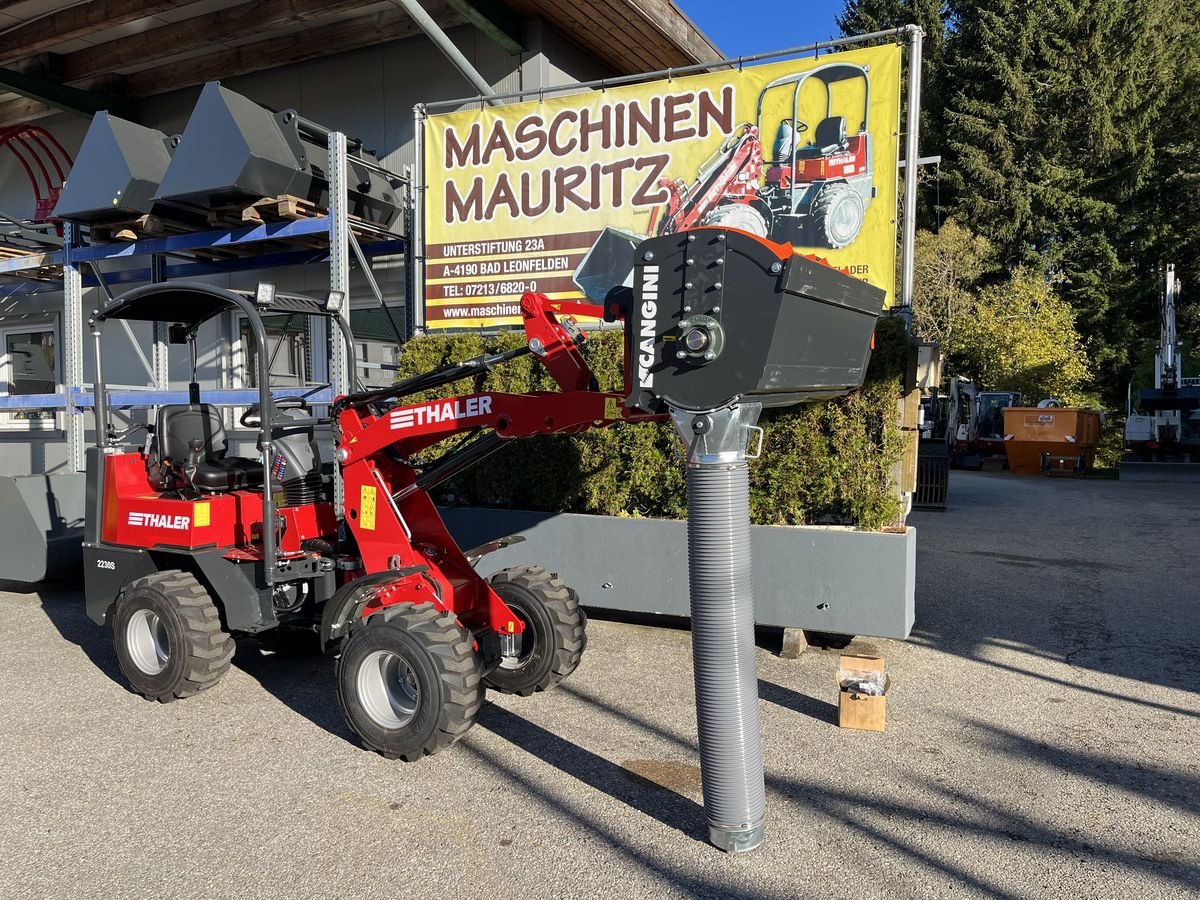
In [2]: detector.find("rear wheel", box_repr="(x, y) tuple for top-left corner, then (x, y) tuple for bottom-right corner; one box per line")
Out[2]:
(335, 603), (484, 761)
(811, 183), (865, 249)
(112, 570), (234, 702)
(485, 565), (587, 697)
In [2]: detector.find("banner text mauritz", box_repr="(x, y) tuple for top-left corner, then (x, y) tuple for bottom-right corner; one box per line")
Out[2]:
(439, 87), (735, 224)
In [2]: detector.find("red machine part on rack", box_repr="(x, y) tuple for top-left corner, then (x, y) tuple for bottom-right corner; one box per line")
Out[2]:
(0, 124), (73, 222)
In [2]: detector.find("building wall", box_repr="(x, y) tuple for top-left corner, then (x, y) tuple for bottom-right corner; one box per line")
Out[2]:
(0, 20), (621, 475)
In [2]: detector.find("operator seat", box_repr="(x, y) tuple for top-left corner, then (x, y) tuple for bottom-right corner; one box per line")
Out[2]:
(796, 116), (848, 158)
(153, 403), (263, 492)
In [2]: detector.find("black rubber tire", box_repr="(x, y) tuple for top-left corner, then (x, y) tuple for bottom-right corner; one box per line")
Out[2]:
(484, 565), (587, 697)
(811, 183), (865, 249)
(335, 603), (484, 761)
(112, 570), (235, 703)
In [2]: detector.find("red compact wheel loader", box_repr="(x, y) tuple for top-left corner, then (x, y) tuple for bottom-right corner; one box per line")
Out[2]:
(83, 280), (646, 759)
(83, 226), (883, 765)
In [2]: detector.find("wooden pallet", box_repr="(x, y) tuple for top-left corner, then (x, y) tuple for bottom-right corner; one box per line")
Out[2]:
(0, 242), (63, 278)
(207, 194), (391, 242)
(89, 214), (196, 244)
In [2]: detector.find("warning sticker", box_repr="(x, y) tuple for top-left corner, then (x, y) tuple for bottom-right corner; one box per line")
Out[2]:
(360, 485), (377, 531)
(194, 502), (211, 528)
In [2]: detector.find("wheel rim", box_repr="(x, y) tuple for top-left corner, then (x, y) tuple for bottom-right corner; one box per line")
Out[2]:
(828, 194), (864, 245)
(499, 608), (536, 672)
(126, 608), (170, 675)
(357, 649), (420, 729)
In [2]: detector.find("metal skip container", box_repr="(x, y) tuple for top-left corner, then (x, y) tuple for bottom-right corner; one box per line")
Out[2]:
(52, 113), (179, 224)
(154, 82), (402, 231)
(1002, 407), (1101, 475)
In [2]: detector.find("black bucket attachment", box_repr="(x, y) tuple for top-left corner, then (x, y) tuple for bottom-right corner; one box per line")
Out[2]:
(155, 82), (401, 231)
(619, 229), (886, 413)
(52, 113), (179, 224)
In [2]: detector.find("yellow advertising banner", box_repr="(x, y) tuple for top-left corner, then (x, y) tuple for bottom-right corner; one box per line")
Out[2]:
(422, 44), (902, 329)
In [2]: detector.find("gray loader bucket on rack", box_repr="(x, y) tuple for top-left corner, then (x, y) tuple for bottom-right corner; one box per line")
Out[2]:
(573, 227), (644, 300)
(52, 113), (179, 224)
(0, 473), (85, 583)
(155, 82), (402, 231)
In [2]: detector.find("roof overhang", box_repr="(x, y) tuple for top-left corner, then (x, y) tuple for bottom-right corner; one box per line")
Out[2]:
(0, 0), (722, 128)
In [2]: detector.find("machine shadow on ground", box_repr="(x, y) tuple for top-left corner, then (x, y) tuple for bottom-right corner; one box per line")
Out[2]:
(230, 640), (353, 739)
(908, 473), (1200, 704)
(563, 675), (1199, 894)
(31, 579), (126, 690)
(768, 768), (1200, 897)
(229, 636), (716, 845)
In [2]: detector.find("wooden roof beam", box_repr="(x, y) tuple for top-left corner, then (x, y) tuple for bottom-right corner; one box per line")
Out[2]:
(0, 95), (54, 128)
(0, 64), (130, 118)
(610, 0), (721, 64)
(444, 0), (525, 55)
(0, 0), (190, 66)
(124, 5), (463, 97)
(61, 0), (374, 83)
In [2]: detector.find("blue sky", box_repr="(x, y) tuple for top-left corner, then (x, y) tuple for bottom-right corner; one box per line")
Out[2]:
(676, 0), (845, 58)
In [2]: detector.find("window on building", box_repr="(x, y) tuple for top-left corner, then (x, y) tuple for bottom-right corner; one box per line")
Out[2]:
(0, 319), (59, 429)
(350, 307), (404, 388)
(240, 314), (308, 387)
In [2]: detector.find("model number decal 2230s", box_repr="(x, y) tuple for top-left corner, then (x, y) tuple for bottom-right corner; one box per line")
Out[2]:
(96, 559), (116, 570)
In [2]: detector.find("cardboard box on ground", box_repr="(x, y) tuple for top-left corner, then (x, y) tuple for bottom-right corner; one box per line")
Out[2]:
(837, 654), (890, 732)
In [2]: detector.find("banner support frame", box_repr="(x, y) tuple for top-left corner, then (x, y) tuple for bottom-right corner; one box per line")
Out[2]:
(412, 24), (922, 332)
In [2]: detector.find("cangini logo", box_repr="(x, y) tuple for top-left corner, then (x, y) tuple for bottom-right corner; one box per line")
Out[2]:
(638, 265), (659, 389)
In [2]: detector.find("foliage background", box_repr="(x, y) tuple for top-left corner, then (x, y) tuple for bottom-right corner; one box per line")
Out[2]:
(839, 0), (1200, 411)
(394, 319), (910, 531)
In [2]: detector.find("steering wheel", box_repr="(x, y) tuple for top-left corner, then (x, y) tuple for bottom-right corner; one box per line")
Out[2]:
(781, 118), (809, 134)
(240, 395), (309, 428)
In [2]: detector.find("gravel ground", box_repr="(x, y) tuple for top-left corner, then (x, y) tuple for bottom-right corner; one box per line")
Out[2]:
(1, 470), (1197, 899)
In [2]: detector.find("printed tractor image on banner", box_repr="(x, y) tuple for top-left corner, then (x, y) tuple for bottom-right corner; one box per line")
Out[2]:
(423, 43), (902, 329)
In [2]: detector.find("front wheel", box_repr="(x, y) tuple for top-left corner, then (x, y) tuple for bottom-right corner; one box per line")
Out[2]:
(485, 566), (587, 697)
(811, 183), (866, 249)
(112, 570), (234, 702)
(335, 603), (484, 760)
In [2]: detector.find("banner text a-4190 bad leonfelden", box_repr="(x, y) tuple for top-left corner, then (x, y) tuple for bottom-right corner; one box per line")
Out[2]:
(422, 43), (902, 329)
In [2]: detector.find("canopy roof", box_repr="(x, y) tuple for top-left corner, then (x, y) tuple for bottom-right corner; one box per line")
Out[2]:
(94, 281), (331, 333)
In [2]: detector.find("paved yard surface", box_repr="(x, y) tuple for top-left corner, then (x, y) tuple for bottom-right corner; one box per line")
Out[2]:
(1, 471), (1197, 898)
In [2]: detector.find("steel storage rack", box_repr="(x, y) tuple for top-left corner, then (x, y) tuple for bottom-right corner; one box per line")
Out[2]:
(0, 130), (411, 581)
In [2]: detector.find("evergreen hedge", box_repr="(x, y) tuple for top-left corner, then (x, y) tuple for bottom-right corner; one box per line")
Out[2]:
(395, 316), (911, 531)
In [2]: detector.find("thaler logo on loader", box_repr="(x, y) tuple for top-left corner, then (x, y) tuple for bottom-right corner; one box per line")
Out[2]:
(127, 511), (190, 530)
(390, 395), (494, 430)
(638, 265), (660, 388)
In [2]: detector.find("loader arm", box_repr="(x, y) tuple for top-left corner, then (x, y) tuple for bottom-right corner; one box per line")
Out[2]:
(331, 290), (662, 646)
